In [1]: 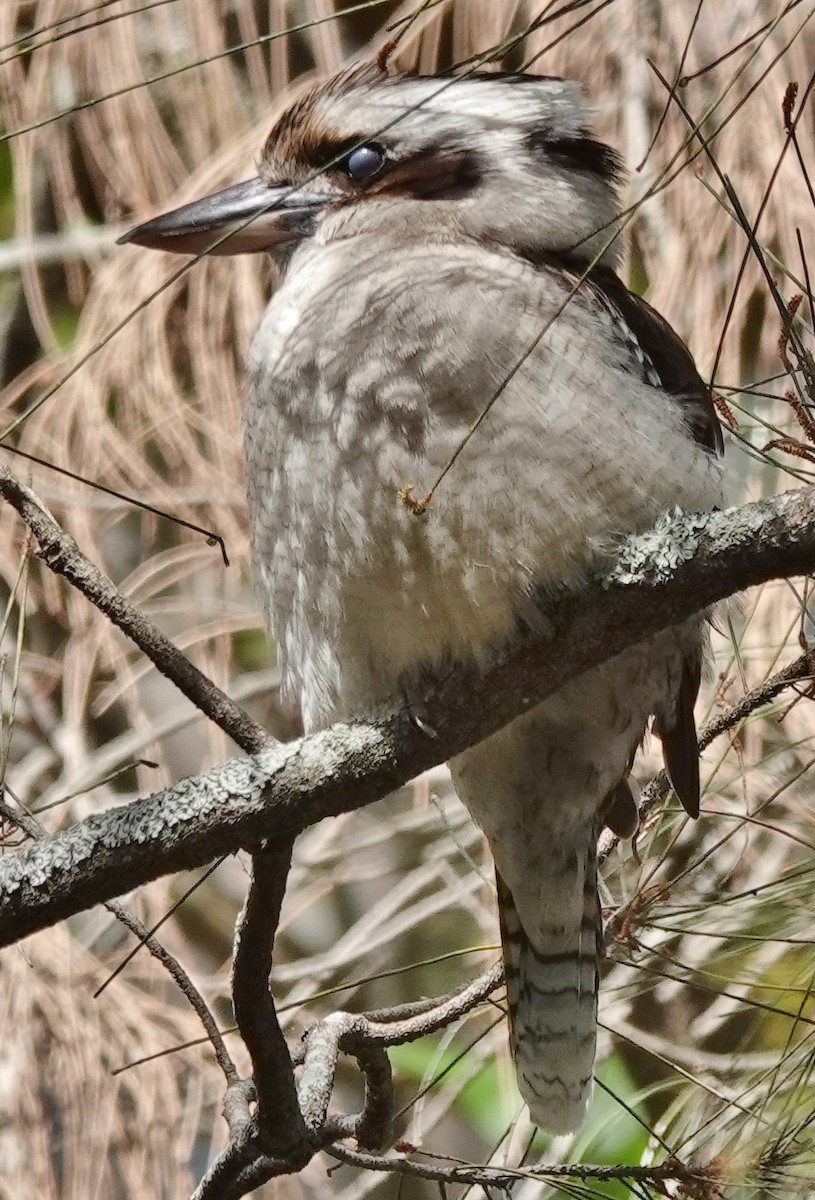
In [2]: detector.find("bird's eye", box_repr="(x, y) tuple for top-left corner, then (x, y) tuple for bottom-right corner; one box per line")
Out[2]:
(343, 144), (386, 182)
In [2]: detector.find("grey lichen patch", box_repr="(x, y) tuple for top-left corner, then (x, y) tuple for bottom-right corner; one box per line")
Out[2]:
(0, 745), (298, 897)
(610, 507), (712, 586)
(1, 819), (101, 892)
(291, 722), (392, 782)
(711, 495), (783, 545)
(0, 726), (398, 902)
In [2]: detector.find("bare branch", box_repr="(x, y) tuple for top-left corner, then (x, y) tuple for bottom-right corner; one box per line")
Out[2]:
(326, 1143), (717, 1192)
(0, 462), (268, 755)
(194, 843), (312, 1199)
(291, 963), (503, 1151)
(231, 845), (305, 1145)
(2, 488), (815, 945)
(198, 913), (501, 1195)
(106, 897), (239, 1086)
(698, 647), (815, 747)
(0, 794), (237, 1084)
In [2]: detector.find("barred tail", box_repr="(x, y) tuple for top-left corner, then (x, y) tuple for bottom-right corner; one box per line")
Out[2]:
(497, 834), (600, 1135)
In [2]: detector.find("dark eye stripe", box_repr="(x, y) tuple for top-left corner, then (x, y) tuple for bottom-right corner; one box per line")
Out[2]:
(367, 147), (482, 201)
(526, 131), (622, 182)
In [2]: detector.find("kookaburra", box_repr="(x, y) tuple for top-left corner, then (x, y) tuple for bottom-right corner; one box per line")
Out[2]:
(121, 65), (723, 1134)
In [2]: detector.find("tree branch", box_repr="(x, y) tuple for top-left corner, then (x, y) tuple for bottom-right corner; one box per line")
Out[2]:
(194, 843), (312, 1199)
(2, 488), (815, 946)
(291, 962), (503, 1150)
(326, 1144), (716, 1192)
(231, 845), (306, 1147)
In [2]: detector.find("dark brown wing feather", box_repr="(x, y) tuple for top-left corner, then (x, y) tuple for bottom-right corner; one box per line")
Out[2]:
(653, 656), (703, 818)
(602, 777), (640, 837)
(520, 254), (719, 817)
(584, 269), (719, 818)
(589, 266), (723, 455)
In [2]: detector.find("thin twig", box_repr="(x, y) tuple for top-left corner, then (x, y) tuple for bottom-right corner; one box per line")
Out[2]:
(106, 899), (238, 1085)
(292, 964), (503, 1150)
(326, 1143), (716, 1191)
(0, 793), (237, 1084)
(599, 645), (815, 861)
(0, 463), (268, 755)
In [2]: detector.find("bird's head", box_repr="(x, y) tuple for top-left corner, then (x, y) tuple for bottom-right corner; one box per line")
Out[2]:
(119, 64), (623, 267)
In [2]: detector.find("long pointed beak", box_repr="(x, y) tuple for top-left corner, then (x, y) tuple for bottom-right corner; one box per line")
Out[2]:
(117, 177), (326, 256)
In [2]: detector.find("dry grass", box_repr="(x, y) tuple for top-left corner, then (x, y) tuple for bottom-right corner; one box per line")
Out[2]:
(1, 2), (815, 1197)
(0, 918), (223, 1199)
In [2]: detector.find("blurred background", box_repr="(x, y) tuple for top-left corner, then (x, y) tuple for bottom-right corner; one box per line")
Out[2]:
(1, 2), (815, 1197)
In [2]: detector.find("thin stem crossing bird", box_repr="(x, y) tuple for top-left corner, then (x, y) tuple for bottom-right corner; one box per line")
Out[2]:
(120, 64), (724, 1135)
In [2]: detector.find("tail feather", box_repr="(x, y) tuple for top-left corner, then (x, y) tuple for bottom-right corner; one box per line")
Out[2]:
(497, 838), (601, 1134)
(450, 635), (704, 1133)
